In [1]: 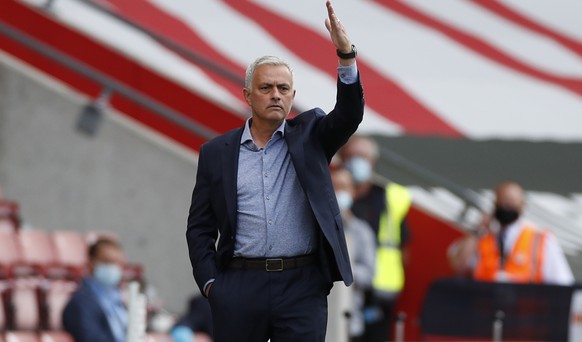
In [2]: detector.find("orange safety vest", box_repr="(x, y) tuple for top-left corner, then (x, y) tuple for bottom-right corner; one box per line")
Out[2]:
(474, 226), (547, 283)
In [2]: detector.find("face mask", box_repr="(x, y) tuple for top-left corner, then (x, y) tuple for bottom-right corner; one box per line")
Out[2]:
(335, 191), (353, 212)
(344, 157), (372, 184)
(94, 263), (123, 287)
(494, 206), (520, 226)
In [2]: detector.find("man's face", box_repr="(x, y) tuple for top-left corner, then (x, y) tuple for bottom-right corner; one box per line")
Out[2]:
(332, 169), (355, 197)
(341, 138), (375, 164)
(243, 64), (295, 125)
(495, 184), (525, 213)
(90, 244), (125, 273)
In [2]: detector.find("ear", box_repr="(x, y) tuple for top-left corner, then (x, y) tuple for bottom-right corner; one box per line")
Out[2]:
(243, 88), (252, 106)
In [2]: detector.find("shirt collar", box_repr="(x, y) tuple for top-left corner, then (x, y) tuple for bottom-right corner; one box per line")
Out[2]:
(240, 117), (286, 145)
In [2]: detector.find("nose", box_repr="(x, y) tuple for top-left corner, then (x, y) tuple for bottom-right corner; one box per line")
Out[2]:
(271, 89), (281, 101)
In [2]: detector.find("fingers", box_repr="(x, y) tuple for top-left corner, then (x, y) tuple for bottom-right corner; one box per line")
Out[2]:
(326, 0), (340, 32)
(325, 0), (351, 53)
(326, 0), (335, 22)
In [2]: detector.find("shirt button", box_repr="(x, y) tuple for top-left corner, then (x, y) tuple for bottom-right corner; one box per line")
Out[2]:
(268, 220), (272, 224)
(266, 195), (270, 200)
(269, 245), (273, 251)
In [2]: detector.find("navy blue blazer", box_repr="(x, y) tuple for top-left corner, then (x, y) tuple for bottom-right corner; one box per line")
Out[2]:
(62, 278), (119, 342)
(187, 76), (364, 295)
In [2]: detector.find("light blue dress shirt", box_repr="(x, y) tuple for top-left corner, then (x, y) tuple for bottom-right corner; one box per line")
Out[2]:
(85, 277), (128, 342)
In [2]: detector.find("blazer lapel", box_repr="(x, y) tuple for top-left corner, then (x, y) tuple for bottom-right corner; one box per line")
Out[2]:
(221, 128), (243, 229)
(285, 123), (307, 187)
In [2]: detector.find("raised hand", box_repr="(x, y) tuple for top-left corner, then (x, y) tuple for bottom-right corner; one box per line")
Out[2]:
(324, 0), (353, 54)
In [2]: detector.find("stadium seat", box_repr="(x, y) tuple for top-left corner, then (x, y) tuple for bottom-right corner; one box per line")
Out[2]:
(0, 220), (15, 233)
(0, 231), (25, 278)
(42, 280), (77, 331)
(0, 200), (20, 232)
(50, 231), (87, 280)
(5, 278), (42, 331)
(39, 331), (73, 342)
(4, 332), (39, 342)
(17, 230), (66, 279)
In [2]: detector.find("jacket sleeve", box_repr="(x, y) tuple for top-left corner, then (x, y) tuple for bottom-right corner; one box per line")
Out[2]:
(186, 144), (219, 294)
(317, 74), (365, 161)
(62, 293), (113, 342)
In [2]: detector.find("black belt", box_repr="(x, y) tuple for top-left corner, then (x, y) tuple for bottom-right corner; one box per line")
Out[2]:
(229, 254), (317, 272)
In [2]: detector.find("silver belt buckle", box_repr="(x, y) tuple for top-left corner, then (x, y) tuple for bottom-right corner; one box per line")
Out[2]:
(265, 258), (284, 271)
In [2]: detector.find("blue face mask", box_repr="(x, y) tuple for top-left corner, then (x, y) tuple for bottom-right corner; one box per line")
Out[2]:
(94, 263), (123, 287)
(335, 190), (353, 212)
(344, 157), (372, 184)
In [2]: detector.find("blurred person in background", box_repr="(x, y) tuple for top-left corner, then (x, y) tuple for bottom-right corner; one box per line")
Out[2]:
(170, 294), (213, 342)
(448, 181), (574, 285)
(330, 168), (376, 342)
(339, 135), (412, 342)
(63, 237), (127, 342)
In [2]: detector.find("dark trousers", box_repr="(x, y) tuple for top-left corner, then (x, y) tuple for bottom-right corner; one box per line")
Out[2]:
(208, 263), (331, 342)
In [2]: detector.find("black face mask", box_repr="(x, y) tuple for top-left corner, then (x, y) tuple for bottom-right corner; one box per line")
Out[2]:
(494, 206), (520, 225)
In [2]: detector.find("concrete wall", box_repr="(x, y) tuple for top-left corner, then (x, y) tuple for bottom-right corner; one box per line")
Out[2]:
(0, 51), (199, 315)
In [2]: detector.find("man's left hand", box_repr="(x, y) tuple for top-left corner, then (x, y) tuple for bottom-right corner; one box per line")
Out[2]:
(325, 0), (354, 64)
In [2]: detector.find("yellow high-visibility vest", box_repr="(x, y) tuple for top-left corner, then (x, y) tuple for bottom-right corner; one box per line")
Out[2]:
(372, 182), (411, 295)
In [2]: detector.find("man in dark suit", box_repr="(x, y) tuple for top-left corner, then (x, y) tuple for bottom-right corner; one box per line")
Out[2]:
(63, 238), (127, 342)
(186, 1), (363, 341)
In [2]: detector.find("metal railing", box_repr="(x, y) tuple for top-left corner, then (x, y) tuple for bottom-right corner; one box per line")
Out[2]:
(44, 0), (245, 87)
(41, 0), (305, 117)
(0, 20), (218, 141)
(376, 145), (486, 223)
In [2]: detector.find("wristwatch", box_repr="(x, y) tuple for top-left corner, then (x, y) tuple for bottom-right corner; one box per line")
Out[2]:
(336, 44), (357, 59)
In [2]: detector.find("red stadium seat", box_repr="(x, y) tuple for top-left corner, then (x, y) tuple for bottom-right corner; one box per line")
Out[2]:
(18, 230), (66, 279)
(5, 278), (42, 331)
(0, 231), (25, 278)
(0, 200), (20, 232)
(39, 331), (73, 342)
(4, 332), (39, 342)
(0, 220), (16, 233)
(50, 231), (87, 280)
(18, 230), (56, 266)
(42, 280), (77, 331)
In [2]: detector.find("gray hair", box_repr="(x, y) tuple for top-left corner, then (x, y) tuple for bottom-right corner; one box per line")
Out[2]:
(245, 56), (294, 89)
